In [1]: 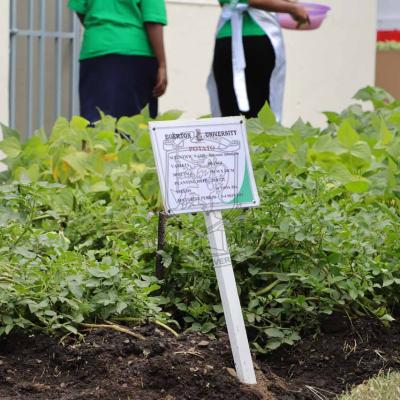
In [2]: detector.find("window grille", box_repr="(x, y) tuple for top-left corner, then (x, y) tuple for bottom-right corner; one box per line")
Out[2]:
(9, 0), (80, 139)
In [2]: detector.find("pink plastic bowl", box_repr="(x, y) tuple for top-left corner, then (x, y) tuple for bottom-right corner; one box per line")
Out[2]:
(278, 2), (331, 31)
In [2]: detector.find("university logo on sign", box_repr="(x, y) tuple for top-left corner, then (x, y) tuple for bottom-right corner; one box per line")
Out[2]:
(149, 117), (259, 215)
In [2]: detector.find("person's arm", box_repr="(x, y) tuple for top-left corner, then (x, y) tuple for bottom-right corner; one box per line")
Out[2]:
(76, 13), (85, 25)
(68, 0), (87, 25)
(145, 23), (167, 98)
(249, 0), (309, 24)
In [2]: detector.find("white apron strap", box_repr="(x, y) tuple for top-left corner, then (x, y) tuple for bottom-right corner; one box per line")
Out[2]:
(221, 3), (250, 112)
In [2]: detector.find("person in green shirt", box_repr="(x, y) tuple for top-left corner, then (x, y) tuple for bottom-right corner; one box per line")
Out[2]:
(68, 0), (167, 121)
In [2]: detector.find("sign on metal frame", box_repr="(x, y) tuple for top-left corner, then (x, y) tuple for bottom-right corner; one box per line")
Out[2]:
(149, 116), (259, 384)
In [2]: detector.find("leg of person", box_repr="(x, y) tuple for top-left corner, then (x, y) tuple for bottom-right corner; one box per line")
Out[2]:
(79, 57), (102, 122)
(212, 35), (276, 119)
(126, 56), (159, 119)
(99, 55), (158, 119)
(79, 54), (158, 122)
(242, 35), (276, 119)
(212, 38), (241, 117)
(79, 54), (125, 122)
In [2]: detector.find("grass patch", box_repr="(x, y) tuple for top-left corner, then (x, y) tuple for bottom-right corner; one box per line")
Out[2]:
(339, 371), (400, 400)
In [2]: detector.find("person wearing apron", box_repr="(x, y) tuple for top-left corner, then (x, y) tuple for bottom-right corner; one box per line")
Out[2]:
(208, 0), (309, 121)
(68, 0), (167, 122)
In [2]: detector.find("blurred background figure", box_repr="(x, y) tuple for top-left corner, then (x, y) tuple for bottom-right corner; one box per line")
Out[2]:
(208, 0), (308, 120)
(68, 0), (168, 122)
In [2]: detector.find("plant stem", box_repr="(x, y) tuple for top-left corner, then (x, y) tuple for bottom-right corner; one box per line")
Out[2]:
(79, 322), (145, 340)
(154, 319), (179, 337)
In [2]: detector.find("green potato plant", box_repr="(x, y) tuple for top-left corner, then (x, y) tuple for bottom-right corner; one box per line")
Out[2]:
(1, 87), (400, 352)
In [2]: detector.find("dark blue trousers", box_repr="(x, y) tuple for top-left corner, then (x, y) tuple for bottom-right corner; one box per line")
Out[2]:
(79, 54), (158, 122)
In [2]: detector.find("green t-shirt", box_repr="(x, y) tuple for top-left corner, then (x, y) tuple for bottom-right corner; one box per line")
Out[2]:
(217, 0), (265, 39)
(68, 0), (167, 60)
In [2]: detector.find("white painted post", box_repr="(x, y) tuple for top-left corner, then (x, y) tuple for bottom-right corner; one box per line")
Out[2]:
(204, 210), (256, 385)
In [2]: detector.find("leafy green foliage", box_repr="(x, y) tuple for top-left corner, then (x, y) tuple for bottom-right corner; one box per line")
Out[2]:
(249, 88), (400, 199)
(1, 87), (400, 352)
(158, 86), (400, 349)
(0, 182), (163, 335)
(0, 113), (161, 207)
(0, 113), (168, 335)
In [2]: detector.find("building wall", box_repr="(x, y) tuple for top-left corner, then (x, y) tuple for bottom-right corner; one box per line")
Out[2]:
(282, 0), (377, 125)
(161, 0), (377, 126)
(0, 0), (10, 128)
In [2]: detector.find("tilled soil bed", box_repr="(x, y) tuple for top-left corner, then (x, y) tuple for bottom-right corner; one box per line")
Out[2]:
(0, 317), (400, 400)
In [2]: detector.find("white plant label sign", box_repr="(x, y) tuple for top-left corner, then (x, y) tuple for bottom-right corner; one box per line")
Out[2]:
(149, 116), (258, 385)
(149, 117), (259, 215)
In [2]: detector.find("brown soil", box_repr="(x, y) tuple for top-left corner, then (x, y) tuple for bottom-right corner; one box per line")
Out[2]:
(0, 317), (399, 400)
(262, 316), (400, 399)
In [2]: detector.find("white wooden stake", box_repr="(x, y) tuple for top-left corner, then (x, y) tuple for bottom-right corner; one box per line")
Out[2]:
(204, 210), (257, 385)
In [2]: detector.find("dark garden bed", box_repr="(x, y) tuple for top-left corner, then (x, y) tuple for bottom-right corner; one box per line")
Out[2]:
(1, 317), (400, 400)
